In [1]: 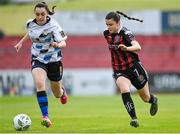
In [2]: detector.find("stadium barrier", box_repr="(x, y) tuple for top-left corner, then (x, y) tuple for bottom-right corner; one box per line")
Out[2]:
(53, 10), (161, 35)
(0, 69), (116, 96)
(149, 73), (180, 92)
(0, 70), (180, 96)
(54, 11), (180, 35)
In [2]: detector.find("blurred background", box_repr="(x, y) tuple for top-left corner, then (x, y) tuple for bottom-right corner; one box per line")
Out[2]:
(0, 0), (180, 96)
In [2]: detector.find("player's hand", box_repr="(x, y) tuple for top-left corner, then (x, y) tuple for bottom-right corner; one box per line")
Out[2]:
(118, 44), (127, 51)
(51, 42), (59, 48)
(14, 42), (22, 52)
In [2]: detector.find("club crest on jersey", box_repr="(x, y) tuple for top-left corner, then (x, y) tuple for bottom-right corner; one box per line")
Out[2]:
(114, 35), (123, 44)
(114, 35), (120, 44)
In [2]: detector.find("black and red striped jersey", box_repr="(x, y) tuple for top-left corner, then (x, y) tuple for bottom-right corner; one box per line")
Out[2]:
(103, 27), (140, 72)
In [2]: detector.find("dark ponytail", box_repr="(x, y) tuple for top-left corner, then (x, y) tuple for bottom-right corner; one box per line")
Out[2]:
(34, 2), (56, 15)
(116, 11), (143, 22)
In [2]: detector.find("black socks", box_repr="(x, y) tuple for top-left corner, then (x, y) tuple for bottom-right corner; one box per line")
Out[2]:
(121, 92), (137, 119)
(148, 94), (156, 104)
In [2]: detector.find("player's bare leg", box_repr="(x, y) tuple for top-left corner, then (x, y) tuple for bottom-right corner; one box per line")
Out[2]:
(138, 82), (158, 116)
(116, 76), (139, 127)
(32, 68), (52, 127)
(32, 68), (47, 92)
(51, 81), (68, 104)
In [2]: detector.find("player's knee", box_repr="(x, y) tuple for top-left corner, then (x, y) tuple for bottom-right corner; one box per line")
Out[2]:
(35, 81), (45, 90)
(120, 87), (130, 93)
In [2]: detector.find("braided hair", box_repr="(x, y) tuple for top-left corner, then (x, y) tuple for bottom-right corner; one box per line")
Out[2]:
(34, 2), (56, 15)
(116, 11), (143, 22)
(105, 11), (143, 23)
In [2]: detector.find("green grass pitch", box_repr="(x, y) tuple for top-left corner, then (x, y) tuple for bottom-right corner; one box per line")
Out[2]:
(0, 94), (180, 133)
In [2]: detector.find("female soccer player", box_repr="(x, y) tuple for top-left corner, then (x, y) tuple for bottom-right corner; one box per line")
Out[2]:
(14, 2), (68, 128)
(103, 11), (158, 127)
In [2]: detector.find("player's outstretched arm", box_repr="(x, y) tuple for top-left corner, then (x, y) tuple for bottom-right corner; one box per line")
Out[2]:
(14, 32), (29, 52)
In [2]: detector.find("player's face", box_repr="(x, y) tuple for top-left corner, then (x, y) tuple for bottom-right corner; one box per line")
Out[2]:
(105, 19), (120, 34)
(34, 7), (48, 25)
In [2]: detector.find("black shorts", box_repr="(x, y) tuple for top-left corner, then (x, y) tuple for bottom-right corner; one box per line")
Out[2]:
(113, 62), (148, 90)
(31, 60), (63, 81)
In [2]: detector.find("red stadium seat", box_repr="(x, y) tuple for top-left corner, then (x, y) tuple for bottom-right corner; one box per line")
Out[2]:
(0, 35), (180, 72)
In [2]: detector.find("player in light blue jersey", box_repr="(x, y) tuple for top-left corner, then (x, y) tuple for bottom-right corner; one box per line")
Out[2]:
(14, 2), (68, 128)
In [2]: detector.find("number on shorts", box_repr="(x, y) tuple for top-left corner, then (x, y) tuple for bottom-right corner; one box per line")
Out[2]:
(133, 69), (139, 77)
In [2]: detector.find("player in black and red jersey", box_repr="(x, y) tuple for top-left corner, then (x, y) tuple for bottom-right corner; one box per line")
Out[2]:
(103, 11), (158, 128)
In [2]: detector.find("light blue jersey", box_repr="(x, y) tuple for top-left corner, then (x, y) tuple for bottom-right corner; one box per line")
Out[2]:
(26, 17), (67, 64)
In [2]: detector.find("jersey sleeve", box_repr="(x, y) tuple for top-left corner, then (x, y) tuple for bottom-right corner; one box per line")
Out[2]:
(124, 30), (135, 44)
(53, 24), (67, 42)
(26, 19), (33, 30)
